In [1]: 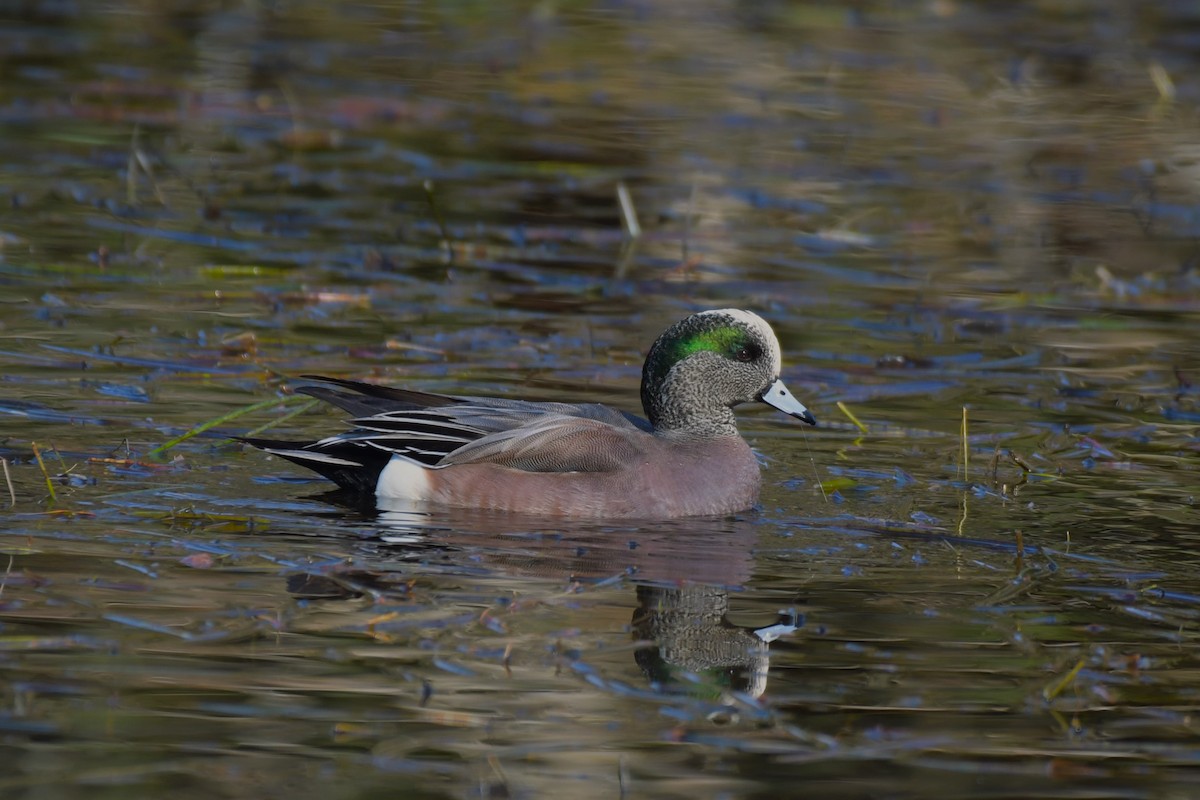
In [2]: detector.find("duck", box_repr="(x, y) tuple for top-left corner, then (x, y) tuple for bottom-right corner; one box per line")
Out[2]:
(239, 309), (816, 518)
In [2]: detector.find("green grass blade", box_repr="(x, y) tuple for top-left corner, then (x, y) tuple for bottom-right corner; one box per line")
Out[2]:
(148, 394), (312, 458)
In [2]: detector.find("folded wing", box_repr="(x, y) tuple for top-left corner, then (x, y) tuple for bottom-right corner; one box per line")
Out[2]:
(240, 376), (651, 491)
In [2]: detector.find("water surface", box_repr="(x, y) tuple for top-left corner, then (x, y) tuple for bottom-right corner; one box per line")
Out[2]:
(2, 2), (1200, 798)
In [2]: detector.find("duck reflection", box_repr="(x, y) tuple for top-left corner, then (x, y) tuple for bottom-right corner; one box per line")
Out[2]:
(632, 582), (800, 699)
(287, 499), (800, 698)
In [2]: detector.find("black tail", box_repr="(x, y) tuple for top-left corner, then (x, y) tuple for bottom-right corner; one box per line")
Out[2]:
(238, 377), (464, 494)
(237, 436), (390, 494)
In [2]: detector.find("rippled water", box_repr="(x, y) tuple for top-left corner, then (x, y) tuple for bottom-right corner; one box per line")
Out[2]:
(2, 2), (1200, 798)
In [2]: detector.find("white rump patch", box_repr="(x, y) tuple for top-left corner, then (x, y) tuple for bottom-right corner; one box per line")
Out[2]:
(376, 455), (433, 501)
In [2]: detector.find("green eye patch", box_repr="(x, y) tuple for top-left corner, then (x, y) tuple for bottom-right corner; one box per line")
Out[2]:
(671, 326), (752, 362)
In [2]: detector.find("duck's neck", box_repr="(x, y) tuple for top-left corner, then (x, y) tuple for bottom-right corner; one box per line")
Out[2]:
(642, 351), (742, 438)
(647, 399), (740, 439)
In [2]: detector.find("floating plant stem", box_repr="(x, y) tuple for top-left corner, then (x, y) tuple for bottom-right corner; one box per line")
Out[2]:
(837, 401), (868, 434)
(1043, 657), (1086, 702)
(1, 458), (13, 508)
(423, 179), (453, 263)
(241, 398), (321, 438)
(682, 180), (697, 261)
(960, 406), (969, 481)
(148, 394), (311, 458)
(30, 442), (56, 503)
(616, 181), (641, 238)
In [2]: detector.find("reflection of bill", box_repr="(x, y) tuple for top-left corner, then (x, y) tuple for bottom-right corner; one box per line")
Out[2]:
(632, 584), (801, 700)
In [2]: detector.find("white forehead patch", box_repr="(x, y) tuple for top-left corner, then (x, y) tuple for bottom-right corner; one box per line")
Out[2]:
(698, 308), (782, 375)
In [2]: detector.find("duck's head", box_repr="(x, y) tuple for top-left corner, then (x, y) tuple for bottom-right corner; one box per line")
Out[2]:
(640, 309), (816, 436)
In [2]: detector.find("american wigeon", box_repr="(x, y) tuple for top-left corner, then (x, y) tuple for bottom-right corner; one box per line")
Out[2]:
(241, 309), (816, 518)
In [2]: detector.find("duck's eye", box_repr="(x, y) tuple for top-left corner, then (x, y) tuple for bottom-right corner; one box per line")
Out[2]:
(734, 346), (756, 363)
